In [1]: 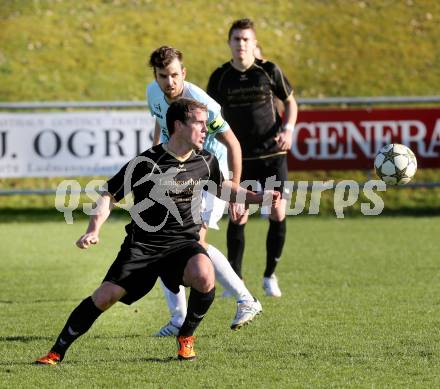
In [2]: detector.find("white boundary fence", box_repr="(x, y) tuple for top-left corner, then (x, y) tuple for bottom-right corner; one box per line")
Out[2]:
(1, 96), (440, 110)
(1, 96), (439, 195)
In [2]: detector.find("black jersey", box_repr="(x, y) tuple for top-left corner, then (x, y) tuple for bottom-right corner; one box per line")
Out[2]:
(207, 59), (293, 159)
(106, 144), (223, 248)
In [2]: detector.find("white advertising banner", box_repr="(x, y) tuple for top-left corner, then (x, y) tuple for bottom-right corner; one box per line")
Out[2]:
(0, 111), (155, 178)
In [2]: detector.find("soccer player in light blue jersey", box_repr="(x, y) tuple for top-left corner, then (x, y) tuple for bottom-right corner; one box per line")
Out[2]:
(148, 74), (229, 176)
(146, 46), (262, 335)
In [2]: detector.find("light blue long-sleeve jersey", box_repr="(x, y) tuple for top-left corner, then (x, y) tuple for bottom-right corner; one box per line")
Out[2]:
(147, 80), (229, 176)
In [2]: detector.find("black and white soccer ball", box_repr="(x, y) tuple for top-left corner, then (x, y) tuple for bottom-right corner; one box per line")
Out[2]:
(374, 144), (417, 185)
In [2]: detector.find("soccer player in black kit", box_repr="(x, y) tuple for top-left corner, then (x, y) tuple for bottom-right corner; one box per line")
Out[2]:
(207, 18), (298, 297)
(34, 98), (280, 364)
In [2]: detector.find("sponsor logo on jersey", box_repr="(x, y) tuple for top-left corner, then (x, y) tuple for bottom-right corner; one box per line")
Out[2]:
(177, 163), (187, 172)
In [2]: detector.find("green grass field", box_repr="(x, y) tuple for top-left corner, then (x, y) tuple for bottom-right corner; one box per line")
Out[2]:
(1, 215), (440, 388)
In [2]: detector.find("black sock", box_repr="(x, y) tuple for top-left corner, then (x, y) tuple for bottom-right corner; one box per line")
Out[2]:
(51, 296), (103, 358)
(227, 222), (245, 278)
(264, 219), (286, 277)
(179, 288), (215, 337)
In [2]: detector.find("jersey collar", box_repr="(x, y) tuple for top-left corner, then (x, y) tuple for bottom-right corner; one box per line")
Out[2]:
(162, 144), (194, 162)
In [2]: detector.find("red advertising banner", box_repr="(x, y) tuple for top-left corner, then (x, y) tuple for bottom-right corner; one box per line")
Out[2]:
(288, 107), (440, 170)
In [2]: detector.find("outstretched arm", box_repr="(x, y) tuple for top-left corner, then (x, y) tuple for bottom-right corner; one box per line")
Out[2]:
(76, 193), (115, 249)
(219, 181), (281, 209)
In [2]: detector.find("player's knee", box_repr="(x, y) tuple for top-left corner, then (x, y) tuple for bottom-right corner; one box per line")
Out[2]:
(91, 294), (113, 311)
(92, 282), (125, 311)
(194, 275), (215, 293)
(270, 199), (287, 221)
(185, 256), (215, 292)
(229, 216), (248, 225)
(269, 215), (285, 223)
(195, 263), (215, 292)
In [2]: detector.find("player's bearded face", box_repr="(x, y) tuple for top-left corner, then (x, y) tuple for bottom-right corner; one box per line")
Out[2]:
(155, 58), (186, 100)
(229, 28), (257, 61)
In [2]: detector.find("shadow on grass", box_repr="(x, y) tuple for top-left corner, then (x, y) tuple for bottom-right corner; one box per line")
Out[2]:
(137, 356), (177, 363)
(0, 356), (177, 367)
(0, 299), (87, 305)
(44, 356), (177, 365)
(0, 334), (145, 343)
(379, 207), (440, 217)
(0, 336), (53, 343)
(55, 356), (178, 364)
(0, 206), (439, 224)
(0, 208), (129, 223)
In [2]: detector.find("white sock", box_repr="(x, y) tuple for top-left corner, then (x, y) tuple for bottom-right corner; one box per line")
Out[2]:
(207, 244), (253, 302)
(160, 279), (187, 327)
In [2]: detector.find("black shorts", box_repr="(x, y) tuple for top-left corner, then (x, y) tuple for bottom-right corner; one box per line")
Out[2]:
(241, 154), (288, 195)
(103, 236), (207, 305)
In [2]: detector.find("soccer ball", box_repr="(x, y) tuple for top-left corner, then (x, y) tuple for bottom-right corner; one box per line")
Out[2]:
(374, 144), (417, 185)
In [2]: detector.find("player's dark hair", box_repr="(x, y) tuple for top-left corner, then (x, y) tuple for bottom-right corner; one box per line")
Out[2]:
(149, 46), (183, 75)
(228, 18), (256, 40)
(166, 98), (208, 135)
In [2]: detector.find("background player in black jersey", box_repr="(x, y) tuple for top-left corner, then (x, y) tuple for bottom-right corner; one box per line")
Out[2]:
(253, 44), (285, 120)
(207, 18), (298, 297)
(34, 98), (280, 365)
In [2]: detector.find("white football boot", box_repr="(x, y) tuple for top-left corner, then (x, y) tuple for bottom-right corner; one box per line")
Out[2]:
(230, 298), (262, 330)
(263, 274), (282, 297)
